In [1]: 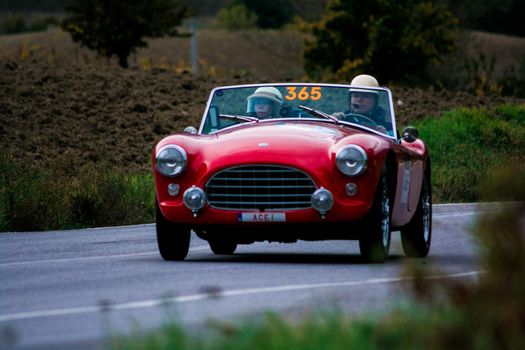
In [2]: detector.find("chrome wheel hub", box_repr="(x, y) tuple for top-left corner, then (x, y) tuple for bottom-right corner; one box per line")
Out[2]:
(422, 189), (431, 242)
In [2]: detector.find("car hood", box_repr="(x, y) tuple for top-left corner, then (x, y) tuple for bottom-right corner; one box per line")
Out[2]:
(217, 120), (348, 147)
(157, 120), (389, 181)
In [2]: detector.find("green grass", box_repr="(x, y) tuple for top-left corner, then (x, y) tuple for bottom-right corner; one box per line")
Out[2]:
(411, 104), (525, 203)
(0, 155), (155, 232)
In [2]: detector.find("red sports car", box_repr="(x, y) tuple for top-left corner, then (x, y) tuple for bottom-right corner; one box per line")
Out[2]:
(153, 83), (431, 262)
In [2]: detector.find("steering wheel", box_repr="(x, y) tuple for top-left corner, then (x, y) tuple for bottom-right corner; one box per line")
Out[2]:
(341, 113), (378, 127)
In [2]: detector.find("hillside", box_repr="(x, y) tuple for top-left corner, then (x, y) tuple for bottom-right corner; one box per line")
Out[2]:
(1, 27), (525, 173)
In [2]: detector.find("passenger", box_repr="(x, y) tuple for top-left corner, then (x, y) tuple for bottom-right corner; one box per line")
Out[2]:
(246, 87), (283, 118)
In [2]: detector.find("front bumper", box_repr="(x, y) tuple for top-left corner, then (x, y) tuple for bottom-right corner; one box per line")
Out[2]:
(158, 198), (371, 225)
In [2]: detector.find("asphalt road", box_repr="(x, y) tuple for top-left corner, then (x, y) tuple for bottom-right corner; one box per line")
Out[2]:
(0, 203), (495, 350)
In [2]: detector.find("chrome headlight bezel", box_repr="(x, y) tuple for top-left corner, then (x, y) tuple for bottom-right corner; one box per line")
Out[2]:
(156, 145), (187, 177)
(183, 186), (206, 212)
(336, 145), (368, 176)
(311, 188), (334, 214)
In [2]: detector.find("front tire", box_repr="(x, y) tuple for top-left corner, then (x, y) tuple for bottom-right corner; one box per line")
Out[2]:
(156, 201), (191, 261)
(401, 170), (432, 257)
(359, 166), (392, 263)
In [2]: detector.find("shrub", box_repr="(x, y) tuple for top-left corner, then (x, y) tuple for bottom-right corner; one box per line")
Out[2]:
(303, 0), (458, 84)
(215, 3), (258, 30)
(0, 155), (155, 232)
(224, 0), (295, 29)
(0, 13), (56, 34)
(0, 13), (27, 34)
(412, 105), (525, 202)
(0, 155), (69, 231)
(69, 168), (154, 228)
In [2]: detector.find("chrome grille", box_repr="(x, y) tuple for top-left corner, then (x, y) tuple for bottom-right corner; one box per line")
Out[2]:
(206, 165), (316, 210)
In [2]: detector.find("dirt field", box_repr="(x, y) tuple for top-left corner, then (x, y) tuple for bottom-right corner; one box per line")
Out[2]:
(1, 28), (524, 173)
(2, 58), (523, 174)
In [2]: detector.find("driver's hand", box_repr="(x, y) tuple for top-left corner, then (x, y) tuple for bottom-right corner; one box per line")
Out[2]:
(331, 112), (345, 119)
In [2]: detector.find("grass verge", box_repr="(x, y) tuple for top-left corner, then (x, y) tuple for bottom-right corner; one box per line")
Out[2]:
(0, 155), (155, 231)
(412, 104), (525, 203)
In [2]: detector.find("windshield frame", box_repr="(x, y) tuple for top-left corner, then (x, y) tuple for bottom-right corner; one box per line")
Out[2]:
(198, 83), (398, 140)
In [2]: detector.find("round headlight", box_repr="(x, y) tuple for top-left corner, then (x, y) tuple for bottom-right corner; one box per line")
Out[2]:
(156, 145), (187, 177)
(336, 145), (367, 176)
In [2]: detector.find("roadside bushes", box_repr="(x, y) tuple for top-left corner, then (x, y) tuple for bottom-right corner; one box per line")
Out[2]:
(412, 104), (525, 203)
(0, 154), (68, 231)
(215, 0), (295, 30)
(0, 155), (154, 232)
(0, 13), (57, 35)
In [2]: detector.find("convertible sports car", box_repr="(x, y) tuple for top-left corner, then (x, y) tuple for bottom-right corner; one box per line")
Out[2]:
(153, 83), (431, 262)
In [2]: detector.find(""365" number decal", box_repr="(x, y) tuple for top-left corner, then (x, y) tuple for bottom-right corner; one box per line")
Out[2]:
(285, 87), (322, 101)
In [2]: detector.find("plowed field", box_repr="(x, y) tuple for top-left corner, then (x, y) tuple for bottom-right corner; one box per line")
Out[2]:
(1, 59), (523, 172)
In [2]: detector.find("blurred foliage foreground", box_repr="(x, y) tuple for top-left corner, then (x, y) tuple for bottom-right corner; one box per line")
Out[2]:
(0, 105), (524, 232)
(107, 165), (525, 349)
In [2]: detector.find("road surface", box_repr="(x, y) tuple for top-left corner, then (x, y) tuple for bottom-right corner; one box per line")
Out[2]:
(0, 203), (494, 349)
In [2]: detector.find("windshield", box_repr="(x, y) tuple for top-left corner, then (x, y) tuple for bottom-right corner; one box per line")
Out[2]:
(199, 84), (396, 137)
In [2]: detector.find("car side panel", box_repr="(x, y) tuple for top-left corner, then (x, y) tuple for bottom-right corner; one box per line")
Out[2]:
(391, 139), (428, 227)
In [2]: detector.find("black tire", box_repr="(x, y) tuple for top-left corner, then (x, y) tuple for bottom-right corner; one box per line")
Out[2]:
(208, 238), (237, 255)
(359, 166), (392, 263)
(401, 170), (432, 257)
(155, 201), (191, 261)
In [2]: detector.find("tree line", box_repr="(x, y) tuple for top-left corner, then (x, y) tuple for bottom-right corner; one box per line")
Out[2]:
(3, 0), (524, 87)
(2, 0), (524, 37)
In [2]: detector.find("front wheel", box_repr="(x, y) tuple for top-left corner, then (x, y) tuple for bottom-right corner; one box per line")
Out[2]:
(156, 201), (191, 261)
(401, 171), (432, 257)
(359, 166), (392, 263)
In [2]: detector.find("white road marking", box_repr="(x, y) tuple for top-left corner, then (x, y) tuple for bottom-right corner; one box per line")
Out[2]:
(0, 246), (209, 268)
(0, 270), (485, 323)
(433, 212), (483, 218)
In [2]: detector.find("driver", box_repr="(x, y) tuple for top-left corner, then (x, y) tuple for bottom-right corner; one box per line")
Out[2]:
(333, 74), (389, 133)
(246, 87), (283, 118)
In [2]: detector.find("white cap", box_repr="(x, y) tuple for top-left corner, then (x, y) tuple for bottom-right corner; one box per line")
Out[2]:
(350, 74), (379, 87)
(349, 74), (379, 95)
(247, 87), (283, 105)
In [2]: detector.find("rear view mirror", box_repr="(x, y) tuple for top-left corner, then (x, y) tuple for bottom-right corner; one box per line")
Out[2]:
(402, 126), (419, 143)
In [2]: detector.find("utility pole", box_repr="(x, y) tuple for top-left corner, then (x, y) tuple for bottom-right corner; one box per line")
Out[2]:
(191, 17), (198, 74)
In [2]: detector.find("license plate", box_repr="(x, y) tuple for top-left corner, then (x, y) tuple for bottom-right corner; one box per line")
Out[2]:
(238, 212), (286, 222)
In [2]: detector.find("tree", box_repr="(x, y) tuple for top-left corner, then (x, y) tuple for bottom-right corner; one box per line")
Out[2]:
(61, 0), (189, 68)
(229, 0), (295, 29)
(215, 3), (258, 30)
(438, 0), (525, 37)
(303, 0), (458, 84)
